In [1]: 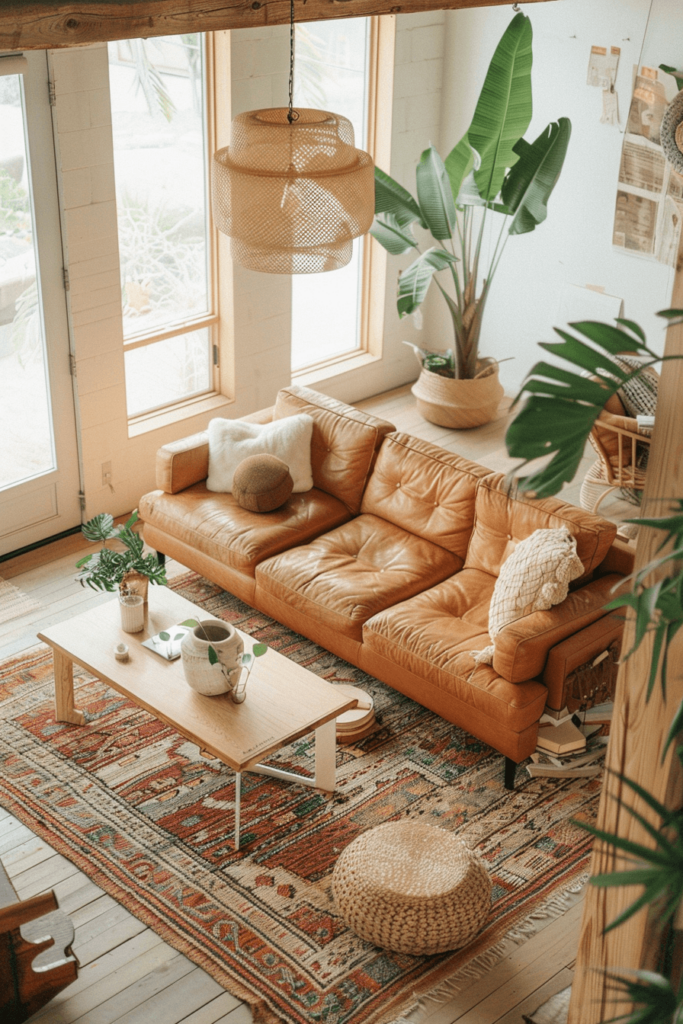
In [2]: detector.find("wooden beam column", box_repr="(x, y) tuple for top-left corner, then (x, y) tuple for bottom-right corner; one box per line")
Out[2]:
(0, 0), (555, 51)
(568, 280), (683, 1021)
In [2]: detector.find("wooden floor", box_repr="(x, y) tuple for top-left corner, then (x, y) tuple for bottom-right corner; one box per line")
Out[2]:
(0, 384), (614, 1024)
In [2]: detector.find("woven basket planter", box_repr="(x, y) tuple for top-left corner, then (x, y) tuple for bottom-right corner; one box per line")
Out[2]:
(412, 360), (503, 429)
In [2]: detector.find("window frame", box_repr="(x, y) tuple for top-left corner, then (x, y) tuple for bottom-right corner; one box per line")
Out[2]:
(110, 31), (222, 429)
(291, 14), (396, 385)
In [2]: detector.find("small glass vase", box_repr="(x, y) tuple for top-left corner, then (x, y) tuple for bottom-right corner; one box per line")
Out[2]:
(119, 591), (145, 633)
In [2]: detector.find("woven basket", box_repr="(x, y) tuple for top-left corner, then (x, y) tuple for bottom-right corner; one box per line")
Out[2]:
(332, 822), (491, 955)
(412, 360), (503, 429)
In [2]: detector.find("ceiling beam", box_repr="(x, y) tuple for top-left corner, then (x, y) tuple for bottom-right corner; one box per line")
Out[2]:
(1, 0), (555, 51)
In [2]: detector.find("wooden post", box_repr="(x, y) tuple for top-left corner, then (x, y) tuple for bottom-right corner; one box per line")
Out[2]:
(568, 289), (683, 1021)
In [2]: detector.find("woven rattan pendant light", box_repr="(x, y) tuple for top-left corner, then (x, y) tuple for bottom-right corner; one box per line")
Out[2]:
(211, 0), (374, 274)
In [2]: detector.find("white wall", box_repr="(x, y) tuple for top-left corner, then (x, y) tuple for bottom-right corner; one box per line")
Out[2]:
(436, 0), (677, 395)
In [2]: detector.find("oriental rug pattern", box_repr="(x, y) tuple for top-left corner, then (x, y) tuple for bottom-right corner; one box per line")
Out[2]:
(0, 573), (599, 1024)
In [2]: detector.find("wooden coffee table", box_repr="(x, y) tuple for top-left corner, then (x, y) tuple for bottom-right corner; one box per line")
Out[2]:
(37, 587), (357, 850)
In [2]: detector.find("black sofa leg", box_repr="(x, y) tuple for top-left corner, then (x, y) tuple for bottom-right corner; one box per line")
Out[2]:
(504, 757), (517, 791)
(156, 551), (166, 566)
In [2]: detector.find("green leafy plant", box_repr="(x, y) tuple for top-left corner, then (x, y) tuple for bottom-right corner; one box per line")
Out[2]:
(76, 510), (167, 591)
(505, 307), (683, 1022)
(370, 12), (571, 380)
(505, 312), (677, 499)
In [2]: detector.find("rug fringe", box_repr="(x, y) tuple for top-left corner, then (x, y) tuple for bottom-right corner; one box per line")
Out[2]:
(390, 872), (588, 1022)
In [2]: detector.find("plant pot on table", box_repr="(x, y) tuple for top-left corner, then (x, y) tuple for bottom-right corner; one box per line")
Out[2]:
(412, 359), (503, 429)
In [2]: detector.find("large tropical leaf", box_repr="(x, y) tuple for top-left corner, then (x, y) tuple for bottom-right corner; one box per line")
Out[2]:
(501, 118), (572, 235)
(374, 166), (425, 228)
(415, 145), (457, 240)
(506, 318), (656, 498)
(397, 248), (458, 317)
(575, 766), (683, 934)
(444, 134), (475, 205)
(604, 970), (683, 1024)
(369, 215), (418, 255)
(468, 12), (533, 202)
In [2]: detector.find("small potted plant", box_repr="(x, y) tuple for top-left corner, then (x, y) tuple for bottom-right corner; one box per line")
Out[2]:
(76, 511), (167, 631)
(370, 12), (571, 429)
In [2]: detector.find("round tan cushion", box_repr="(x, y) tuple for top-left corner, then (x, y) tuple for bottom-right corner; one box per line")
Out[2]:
(332, 822), (491, 955)
(233, 454), (293, 513)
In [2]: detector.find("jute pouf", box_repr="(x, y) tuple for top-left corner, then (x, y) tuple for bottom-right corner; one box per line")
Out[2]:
(332, 822), (491, 955)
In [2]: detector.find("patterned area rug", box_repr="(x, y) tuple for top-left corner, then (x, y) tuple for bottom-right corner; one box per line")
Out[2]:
(0, 573), (600, 1024)
(0, 576), (40, 624)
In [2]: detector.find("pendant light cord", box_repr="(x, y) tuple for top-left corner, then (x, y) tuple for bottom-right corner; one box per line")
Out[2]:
(287, 0), (299, 123)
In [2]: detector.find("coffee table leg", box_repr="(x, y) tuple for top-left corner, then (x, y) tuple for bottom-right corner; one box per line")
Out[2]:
(54, 649), (85, 725)
(234, 772), (241, 852)
(314, 719), (336, 793)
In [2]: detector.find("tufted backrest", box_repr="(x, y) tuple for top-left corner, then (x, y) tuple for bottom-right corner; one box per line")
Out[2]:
(360, 433), (492, 558)
(465, 475), (617, 580)
(273, 385), (395, 512)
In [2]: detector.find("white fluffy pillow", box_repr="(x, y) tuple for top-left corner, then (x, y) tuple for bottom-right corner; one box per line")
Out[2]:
(206, 415), (314, 494)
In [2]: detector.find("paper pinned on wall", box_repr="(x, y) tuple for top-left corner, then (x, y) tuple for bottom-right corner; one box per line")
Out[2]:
(587, 45), (621, 89)
(612, 65), (683, 265)
(556, 284), (623, 331)
(601, 88), (619, 125)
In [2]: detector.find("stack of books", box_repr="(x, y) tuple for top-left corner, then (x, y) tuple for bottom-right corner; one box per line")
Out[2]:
(527, 707), (610, 779)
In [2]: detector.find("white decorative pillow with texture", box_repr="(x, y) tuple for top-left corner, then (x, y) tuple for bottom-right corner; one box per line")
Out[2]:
(471, 527), (585, 667)
(206, 414), (314, 494)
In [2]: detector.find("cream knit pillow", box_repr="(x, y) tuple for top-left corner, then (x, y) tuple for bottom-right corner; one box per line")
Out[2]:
(471, 527), (585, 667)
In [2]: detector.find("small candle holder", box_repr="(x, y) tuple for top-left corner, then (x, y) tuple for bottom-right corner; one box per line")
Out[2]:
(119, 584), (144, 633)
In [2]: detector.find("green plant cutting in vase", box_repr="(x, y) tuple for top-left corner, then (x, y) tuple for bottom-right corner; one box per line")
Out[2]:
(370, 12), (571, 381)
(76, 510), (167, 592)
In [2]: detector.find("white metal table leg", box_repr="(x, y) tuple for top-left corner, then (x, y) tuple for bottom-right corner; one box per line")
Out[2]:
(314, 718), (336, 793)
(234, 772), (241, 852)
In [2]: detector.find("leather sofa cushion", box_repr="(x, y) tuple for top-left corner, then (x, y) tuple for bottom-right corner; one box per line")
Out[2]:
(256, 513), (461, 641)
(362, 569), (547, 733)
(465, 475), (616, 581)
(138, 483), (350, 576)
(361, 433), (492, 558)
(273, 385), (395, 513)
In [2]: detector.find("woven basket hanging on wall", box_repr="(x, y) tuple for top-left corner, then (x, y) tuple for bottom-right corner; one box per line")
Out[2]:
(212, 108), (375, 274)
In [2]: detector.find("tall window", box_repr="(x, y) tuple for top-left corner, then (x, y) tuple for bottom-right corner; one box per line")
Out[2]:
(108, 35), (216, 418)
(291, 18), (370, 372)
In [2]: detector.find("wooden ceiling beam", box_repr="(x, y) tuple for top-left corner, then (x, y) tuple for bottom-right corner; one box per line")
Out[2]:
(1, 0), (555, 51)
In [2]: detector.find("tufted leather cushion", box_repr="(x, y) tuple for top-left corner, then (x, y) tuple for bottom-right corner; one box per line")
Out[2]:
(465, 475), (616, 581)
(256, 514), (461, 641)
(138, 483), (351, 575)
(361, 433), (492, 558)
(273, 385), (395, 513)
(362, 570), (548, 733)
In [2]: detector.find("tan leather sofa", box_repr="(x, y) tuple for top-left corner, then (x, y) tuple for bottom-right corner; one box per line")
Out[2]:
(139, 385), (629, 788)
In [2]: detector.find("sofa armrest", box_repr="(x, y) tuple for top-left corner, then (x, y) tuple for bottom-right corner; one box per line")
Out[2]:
(597, 537), (635, 578)
(492, 574), (626, 683)
(154, 405), (275, 494)
(543, 613), (623, 714)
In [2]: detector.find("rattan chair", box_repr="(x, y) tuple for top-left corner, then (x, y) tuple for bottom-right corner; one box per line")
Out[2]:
(579, 408), (652, 515)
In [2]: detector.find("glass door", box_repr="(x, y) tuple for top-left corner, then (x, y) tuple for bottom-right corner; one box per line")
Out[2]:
(0, 50), (81, 556)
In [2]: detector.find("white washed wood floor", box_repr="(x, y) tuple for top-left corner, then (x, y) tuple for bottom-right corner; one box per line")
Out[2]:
(0, 384), (608, 1024)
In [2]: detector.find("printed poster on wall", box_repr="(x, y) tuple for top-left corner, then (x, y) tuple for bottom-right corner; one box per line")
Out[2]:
(613, 65), (683, 266)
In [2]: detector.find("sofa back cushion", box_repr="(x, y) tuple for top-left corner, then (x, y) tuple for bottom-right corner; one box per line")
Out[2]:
(465, 475), (617, 580)
(273, 385), (395, 512)
(360, 433), (492, 558)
